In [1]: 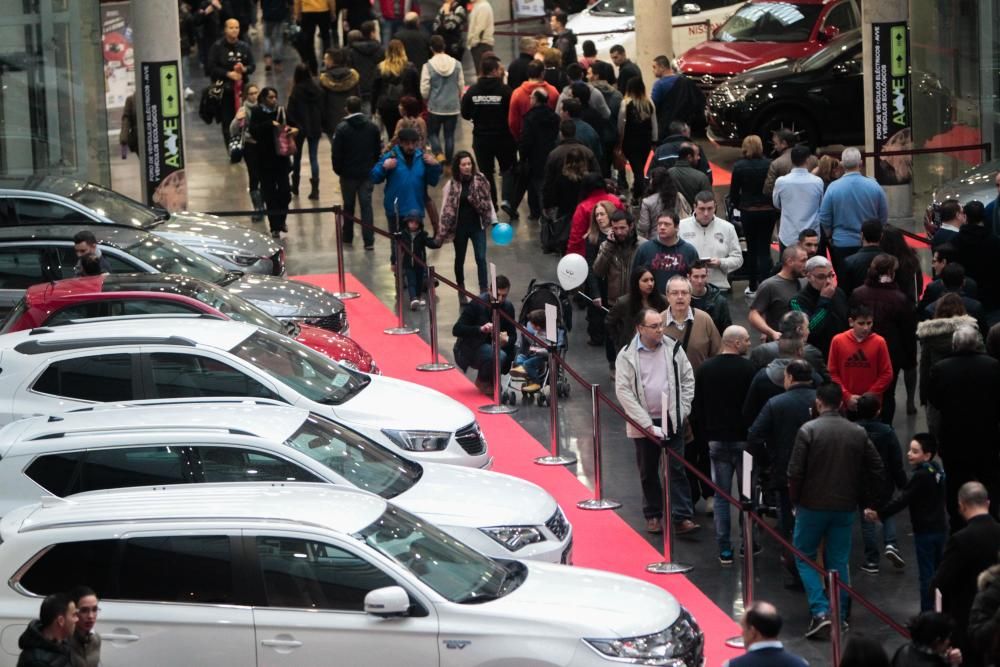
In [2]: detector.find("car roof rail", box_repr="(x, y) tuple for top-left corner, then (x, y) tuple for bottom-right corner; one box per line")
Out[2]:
(65, 397), (291, 412)
(56, 313), (225, 326)
(13, 336), (196, 355)
(25, 423), (259, 441)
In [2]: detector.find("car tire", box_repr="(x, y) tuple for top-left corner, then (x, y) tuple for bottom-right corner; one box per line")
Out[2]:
(756, 109), (819, 154)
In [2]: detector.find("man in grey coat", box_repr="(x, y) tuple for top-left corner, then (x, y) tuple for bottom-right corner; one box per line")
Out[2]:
(420, 35), (464, 162)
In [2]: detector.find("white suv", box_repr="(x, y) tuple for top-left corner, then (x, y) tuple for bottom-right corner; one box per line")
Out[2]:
(0, 319), (491, 468)
(0, 400), (571, 562)
(0, 485), (704, 666)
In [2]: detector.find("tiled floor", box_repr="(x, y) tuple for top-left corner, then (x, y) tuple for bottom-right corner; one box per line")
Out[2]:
(106, 28), (936, 664)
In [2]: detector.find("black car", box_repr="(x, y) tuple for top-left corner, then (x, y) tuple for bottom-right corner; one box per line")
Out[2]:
(706, 29), (951, 150)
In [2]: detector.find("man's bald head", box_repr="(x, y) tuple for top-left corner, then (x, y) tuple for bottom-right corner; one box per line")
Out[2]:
(741, 601), (782, 646)
(721, 325), (750, 355)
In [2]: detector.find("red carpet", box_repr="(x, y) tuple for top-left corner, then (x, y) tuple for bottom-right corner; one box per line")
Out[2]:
(295, 273), (742, 665)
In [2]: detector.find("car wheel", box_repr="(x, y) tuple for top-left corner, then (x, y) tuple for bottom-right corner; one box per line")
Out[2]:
(757, 109), (819, 154)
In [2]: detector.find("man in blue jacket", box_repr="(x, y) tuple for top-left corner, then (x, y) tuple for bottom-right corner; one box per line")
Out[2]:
(370, 126), (443, 264)
(723, 601), (807, 667)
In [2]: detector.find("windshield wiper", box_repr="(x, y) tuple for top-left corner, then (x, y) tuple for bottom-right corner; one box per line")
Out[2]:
(219, 270), (244, 286)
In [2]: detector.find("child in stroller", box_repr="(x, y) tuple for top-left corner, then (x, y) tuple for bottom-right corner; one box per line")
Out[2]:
(511, 310), (554, 393)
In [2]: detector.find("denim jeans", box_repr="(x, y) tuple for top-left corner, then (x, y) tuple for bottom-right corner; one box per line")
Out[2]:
(793, 507), (853, 619)
(860, 509), (897, 564)
(633, 426), (693, 523)
(339, 177), (374, 246)
(453, 221), (488, 291)
(514, 352), (547, 383)
(404, 265), (426, 301)
(427, 113), (458, 162)
(709, 440), (746, 553)
(293, 134), (321, 181)
(469, 343), (510, 384)
(914, 531), (946, 611)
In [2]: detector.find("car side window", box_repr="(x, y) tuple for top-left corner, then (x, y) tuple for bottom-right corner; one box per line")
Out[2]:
(32, 353), (135, 402)
(12, 198), (91, 224)
(79, 446), (191, 492)
(119, 535), (235, 604)
(53, 246), (139, 275)
(255, 537), (397, 611)
(193, 446), (323, 483)
(823, 2), (858, 32)
(25, 451), (86, 496)
(0, 247), (49, 289)
(45, 302), (111, 326)
(18, 539), (118, 597)
(148, 352), (280, 400)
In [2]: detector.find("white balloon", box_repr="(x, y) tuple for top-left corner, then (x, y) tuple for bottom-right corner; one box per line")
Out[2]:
(557, 253), (589, 290)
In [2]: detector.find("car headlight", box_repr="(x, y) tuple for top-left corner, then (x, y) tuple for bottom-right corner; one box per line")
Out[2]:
(382, 429), (451, 451)
(585, 610), (702, 665)
(722, 83), (758, 103)
(480, 526), (545, 551)
(206, 249), (261, 266)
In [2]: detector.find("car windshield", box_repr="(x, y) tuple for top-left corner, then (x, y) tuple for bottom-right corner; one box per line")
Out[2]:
(0, 297), (28, 334)
(286, 415), (421, 498)
(359, 504), (526, 603)
(589, 0), (632, 16)
(68, 184), (160, 228)
(229, 329), (369, 404)
(191, 282), (287, 332)
(796, 36), (860, 71)
(121, 235), (229, 284)
(716, 3), (822, 42)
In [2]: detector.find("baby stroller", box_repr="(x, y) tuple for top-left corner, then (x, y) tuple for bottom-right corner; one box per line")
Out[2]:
(501, 280), (572, 407)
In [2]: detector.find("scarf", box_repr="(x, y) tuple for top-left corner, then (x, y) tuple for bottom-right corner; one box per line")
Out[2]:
(436, 172), (493, 242)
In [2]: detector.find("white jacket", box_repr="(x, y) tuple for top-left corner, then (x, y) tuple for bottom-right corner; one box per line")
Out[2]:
(678, 215), (743, 290)
(614, 334), (694, 440)
(467, 0), (494, 47)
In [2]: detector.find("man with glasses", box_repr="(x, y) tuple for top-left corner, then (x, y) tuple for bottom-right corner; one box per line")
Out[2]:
(790, 256), (848, 359)
(68, 585), (101, 667)
(615, 307), (697, 535)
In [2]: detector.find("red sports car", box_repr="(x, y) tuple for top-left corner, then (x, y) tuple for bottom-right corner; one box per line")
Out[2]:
(0, 274), (378, 373)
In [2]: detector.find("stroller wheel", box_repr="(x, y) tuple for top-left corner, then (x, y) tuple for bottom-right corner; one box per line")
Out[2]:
(537, 394), (548, 407)
(522, 392), (535, 405)
(505, 390), (518, 405)
(557, 381), (570, 398)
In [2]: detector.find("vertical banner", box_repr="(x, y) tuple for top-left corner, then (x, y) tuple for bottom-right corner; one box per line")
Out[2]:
(140, 61), (187, 210)
(101, 1), (134, 110)
(871, 21), (912, 185)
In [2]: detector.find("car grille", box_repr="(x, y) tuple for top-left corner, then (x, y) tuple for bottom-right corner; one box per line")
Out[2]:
(306, 310), (347, 334)
(271, 249), (286, 276)
(687, 72), (732, 94)
(546, 507), (570, 541)
(454, 422), (487, 455)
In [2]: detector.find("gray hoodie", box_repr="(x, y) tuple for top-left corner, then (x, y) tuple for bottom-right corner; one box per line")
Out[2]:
(420, 53), (464, 116)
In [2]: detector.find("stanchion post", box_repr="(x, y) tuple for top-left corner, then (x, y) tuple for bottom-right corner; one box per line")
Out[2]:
(478, 302), (517, 414)
(647, 446), (693, 574)
(726, 453), (756, 648)
(384, 235), (418, 335)
(416, 266), (453, 372)
(535, 346), (576, 465)
(331, 207), (359, 300)
(828, 570), (842, 665)
(578, 384), (620, 509)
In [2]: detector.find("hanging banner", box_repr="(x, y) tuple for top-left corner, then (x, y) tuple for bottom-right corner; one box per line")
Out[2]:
(140, 60), (187, 210)
(513, 0), (546, 18)
(871, 21), (912, 185)
(101, 1), (134, 110)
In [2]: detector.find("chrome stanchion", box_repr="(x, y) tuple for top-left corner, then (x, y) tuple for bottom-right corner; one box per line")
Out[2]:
(416, 266), (453, 372)
(535, 347), (575, 465)
(828, 570), (843, 665)
(331, 207), (359, 300)
(647, 443), (693, 574)
(384, 235), (419, 335)
(725, 498), (756, 648)
(479, 302), (517, 414)
(578, 384), (620, 509)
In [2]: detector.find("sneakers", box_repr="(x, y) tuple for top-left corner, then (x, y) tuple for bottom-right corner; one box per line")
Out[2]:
(501, 202), (519, 221)
(740, 542), (763, 557)
(860, 561), (880, 574)
(744, 286), (756, 298)
(674, 519), (701, 535)
(522, 383), (541, 393)
(884, 544), (906, 569)
(410, 299), (421, 310)
(510, 365), (528, 378)
(805, 613), (832, 640)
(645, 517), (663, 534)
(719, 550), (734, 566)
(474, 378), (493, 396)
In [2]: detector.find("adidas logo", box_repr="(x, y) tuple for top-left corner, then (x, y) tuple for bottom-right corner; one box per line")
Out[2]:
(845, 349), (869, 368)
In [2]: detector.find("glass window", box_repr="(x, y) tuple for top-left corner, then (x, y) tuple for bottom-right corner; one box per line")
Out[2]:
(255, 537), (397, 611)
(19, 539), (118, 597)
(822, 2), (857, 33)
(193, 446), (322, 483)
(24, 451), (85, 496)
(68, 184), (158, 228)
(79, 446), (190, 492)
(0, 297), (30, 333)
(121, 236), (228, 284)
(45, 302), (110, 325)
(716, 3), (823, 42)
(32, 353), (134, 402)
(148, 352), (279, 400)
(0, 247), (50, 289)
(53, 245), (138, 275)
(11, 198), (91, 224)
(119, 535), (235, 604)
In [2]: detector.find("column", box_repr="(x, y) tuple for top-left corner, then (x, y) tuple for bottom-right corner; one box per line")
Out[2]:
(635, 0), (673, 87)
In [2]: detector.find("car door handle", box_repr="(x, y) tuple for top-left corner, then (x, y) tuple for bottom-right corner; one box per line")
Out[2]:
(103, 633), (140, 643)
(261, 639), (303, 648)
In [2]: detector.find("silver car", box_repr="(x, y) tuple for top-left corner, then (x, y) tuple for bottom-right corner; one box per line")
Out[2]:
(0, 224), (347, 333)
(0, 176), (284, 275)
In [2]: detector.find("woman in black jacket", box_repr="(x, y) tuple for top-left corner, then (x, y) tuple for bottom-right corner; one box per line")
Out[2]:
(729, 134), (775, 296)
(287, 64), (324, 200)
(248, 86), (297, 238)
(371, 39), (420, 139)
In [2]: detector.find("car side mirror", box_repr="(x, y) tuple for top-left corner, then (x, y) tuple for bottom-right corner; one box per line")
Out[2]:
(364, 586), (411, 617)
(818, 25), (839, 43)
(681, 2), (702, 13)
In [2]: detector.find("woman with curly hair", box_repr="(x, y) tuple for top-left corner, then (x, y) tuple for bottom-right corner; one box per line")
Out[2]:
(371, 39), (420, 138)
(391, 95), (427, 147)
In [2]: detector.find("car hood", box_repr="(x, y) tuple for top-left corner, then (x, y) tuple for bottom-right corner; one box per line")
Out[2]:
(395, 464), (556, 527)
(474, 561), (680, 637)
(228, 275), (344, 318)
(296, 324), (375, 373)
(331, 374), (474, 431)
(566, 8), (630, 32)
(931, 158), (1000, 205)
(151, 210), (280, 258)
(723, 58), (799, 87)
(679, 40), (810, 74)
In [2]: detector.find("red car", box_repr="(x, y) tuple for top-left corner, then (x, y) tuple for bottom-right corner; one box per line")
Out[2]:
(677, 0), (861, 94)
(0, 274), (378, 373)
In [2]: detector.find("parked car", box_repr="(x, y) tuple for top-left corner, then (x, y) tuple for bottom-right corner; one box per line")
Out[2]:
(678, 0), (861, 94)
(0, 176), (284, 275)
(0, 318), (490, 468)
(0, 224), (347, 333)
(0, 274), (374, 373)
(705, 29), (952, 151)
(0, 484), (703, 666)
(566, 0), (743, 63)
(925, 157), (1000, 229)
(0, 401), (569, 561)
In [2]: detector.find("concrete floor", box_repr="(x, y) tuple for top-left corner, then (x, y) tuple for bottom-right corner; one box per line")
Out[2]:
(105, 29), (941, 665)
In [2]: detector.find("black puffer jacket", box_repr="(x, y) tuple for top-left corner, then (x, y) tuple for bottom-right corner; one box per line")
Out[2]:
(17, 621), (71, 667)
(319, 66), (360, 134)
(287, 78), (324, 140)
(347, 39), (385, 97)
(518, 103), (560, 179)
(969, 563), (1000, 666)
(332, 113), (382, 180)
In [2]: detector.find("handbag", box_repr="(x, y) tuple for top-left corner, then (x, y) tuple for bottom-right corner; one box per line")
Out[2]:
(198, 80), (224, 125)
(228, 125), (245, 163)
(274, 106), (295, 157)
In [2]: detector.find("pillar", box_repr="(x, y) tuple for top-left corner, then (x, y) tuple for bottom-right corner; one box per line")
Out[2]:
(635, 0), (673, 88)
(132, 2), (188, 210)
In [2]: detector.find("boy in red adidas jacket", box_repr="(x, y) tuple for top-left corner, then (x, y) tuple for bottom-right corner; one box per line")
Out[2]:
(828, 303), (894, 413)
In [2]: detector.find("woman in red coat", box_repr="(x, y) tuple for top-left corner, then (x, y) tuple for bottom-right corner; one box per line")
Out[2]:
(566, 172), (622, 257)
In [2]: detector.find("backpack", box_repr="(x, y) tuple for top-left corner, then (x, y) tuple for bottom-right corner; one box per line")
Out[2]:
(198, 80), (224, 125)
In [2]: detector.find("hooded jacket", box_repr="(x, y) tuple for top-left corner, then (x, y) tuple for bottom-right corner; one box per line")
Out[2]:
(614, 334), (694, 439)
(916, 314), (979, 406)
(370, 144), (443, 218)
(747, 382), (816, 489)
(421, 53), (464, 115)
(319, 66), (360, 135)
(593, 227), (638, 305)
(17, 621), (71, 667)
(347, 39), (385, 97)
(552, 29), (578, 69)
(519, 103), (560, 179)
(461, 76), (514, 137)
(332, 113), (382, 180)
(508, 80), (559, 141)
(691, 282), (732, 335)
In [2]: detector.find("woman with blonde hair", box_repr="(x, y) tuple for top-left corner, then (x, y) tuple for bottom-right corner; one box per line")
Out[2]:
(812, 154), (843, 189)
(371, 39), (420, 138)
(617, 76), (656, 205)
(729, 134), (776, 295)
(582, 199), (619, 346)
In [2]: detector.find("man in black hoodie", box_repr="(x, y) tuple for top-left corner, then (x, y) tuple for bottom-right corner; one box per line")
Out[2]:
(347, 21), (385, 116)
(17, 593), (76, 667)
(461, 56), (514, 208)
(332, 97), (382, 248)
(549, 11), (577, 71)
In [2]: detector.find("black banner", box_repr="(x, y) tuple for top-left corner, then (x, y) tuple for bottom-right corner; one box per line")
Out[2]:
(140, 60), (187, 210)
(871, 21), (911, 185)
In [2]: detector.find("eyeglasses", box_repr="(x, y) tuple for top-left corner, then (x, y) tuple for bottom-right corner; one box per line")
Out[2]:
(77, 606), (100, 614)
(640, 322), (663, 330)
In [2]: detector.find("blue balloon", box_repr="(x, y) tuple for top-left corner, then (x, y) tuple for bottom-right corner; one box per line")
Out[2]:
(491, 222), (514, 246)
